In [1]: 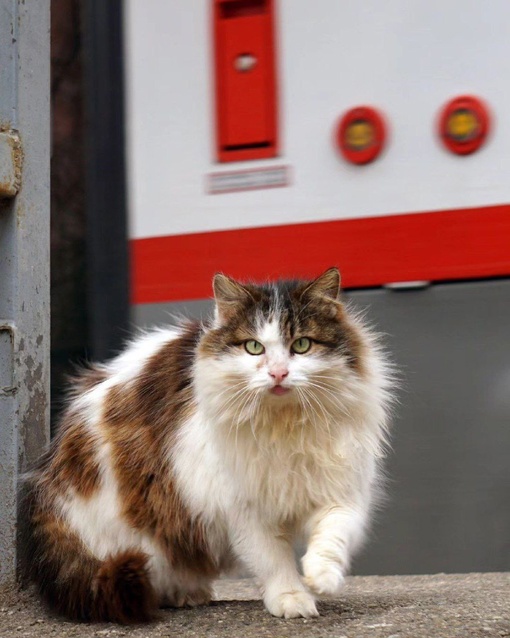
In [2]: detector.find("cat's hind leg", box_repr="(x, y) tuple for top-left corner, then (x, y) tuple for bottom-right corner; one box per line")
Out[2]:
(162, 585), (213, 608)
(179, 584), (213, 607)
(29, 500), (158, 623)
(159, 571), (213, 608)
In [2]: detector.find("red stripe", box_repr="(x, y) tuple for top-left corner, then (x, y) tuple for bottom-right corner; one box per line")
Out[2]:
(131, 204), (510, 304)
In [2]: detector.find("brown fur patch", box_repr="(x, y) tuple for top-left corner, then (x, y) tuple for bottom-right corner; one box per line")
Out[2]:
(102, 321), (219, 578)
(298, 292), (367, 375)
(30, 365), (107, 501)
(68, 364), (108, 396)
(333, 304), (367, 375)
(43, 410), (101, 498)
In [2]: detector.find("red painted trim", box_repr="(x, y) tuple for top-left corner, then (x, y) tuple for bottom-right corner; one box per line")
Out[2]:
(131, 205), (510, 304)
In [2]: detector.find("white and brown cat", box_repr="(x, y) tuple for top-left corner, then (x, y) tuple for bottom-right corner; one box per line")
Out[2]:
(27, 268), (393, 622)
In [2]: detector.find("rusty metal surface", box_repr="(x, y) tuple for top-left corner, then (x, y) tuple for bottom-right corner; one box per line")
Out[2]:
(0, 0), (50, 585)
(0, 131), (22, 198)
(0, 325), (14, 390)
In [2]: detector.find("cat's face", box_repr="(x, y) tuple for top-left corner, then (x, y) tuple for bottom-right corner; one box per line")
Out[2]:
(196, 268), (365, 423)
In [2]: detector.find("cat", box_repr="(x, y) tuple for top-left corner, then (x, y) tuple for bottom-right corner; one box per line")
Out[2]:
(26, 267), (393, 623)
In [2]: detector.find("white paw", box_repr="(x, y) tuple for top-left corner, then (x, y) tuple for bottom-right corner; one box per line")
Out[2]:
(264, 590), (319, 619)
(302, 554), (345, 597)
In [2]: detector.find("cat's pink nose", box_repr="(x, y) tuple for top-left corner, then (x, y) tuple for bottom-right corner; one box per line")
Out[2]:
(269, 369), (289, 384)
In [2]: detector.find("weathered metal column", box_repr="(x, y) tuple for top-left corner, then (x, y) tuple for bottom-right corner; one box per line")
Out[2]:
(0, 1), (50, 584)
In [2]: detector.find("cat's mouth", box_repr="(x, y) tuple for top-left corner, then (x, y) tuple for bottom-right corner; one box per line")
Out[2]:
(269, 385), (291, 396)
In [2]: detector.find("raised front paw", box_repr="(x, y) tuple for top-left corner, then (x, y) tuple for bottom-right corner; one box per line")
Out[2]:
(264, 590), (319, 619)
(302, 553), (345, 597)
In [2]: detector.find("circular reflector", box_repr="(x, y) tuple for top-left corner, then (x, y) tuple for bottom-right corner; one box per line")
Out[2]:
(335, 106), (387, 165)
(439, 96), (490, 155)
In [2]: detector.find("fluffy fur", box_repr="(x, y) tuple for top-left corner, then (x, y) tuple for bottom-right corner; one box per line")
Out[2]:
(27, 268), (393, 622)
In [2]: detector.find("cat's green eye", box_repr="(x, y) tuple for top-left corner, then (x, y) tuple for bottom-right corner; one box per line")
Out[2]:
(291, 337), (311, 354)
(245, 340), (265, 355)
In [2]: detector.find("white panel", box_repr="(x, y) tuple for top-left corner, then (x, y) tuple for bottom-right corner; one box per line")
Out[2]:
(125, 0), (510, 239)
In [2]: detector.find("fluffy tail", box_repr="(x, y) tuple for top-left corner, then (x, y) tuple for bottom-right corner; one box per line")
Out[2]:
(28, 493), (157, 623)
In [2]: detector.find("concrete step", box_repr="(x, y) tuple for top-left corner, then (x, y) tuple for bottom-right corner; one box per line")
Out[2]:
(0, 573), (508, 638)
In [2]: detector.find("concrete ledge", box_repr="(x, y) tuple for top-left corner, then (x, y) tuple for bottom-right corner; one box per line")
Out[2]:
(0, 573), (508, 638)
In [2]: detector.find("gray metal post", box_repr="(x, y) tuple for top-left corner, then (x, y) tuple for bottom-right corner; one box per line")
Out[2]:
(0, 1), (50, 584)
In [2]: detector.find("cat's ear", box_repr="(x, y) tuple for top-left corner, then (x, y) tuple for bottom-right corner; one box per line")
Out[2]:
(213, 273), (254, 324)
(301, 267), (341, 301)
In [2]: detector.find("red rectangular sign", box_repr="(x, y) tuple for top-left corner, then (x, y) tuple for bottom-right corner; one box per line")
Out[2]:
(213, 0), (278, 162)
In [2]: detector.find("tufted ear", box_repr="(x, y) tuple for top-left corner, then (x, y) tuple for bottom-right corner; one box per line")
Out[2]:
(301, 267), (341, 301)
(213, 273), (255, 324)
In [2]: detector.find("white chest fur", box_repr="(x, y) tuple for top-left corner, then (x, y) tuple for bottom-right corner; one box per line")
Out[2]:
(172, 408), (375, 532)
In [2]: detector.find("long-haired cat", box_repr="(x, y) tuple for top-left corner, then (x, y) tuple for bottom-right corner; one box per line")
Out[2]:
(27, 268), (392, 623)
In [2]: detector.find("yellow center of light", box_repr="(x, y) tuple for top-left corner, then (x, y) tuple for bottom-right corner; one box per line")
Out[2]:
(345, 121), (375, 150)
(447, 109), (479, 141)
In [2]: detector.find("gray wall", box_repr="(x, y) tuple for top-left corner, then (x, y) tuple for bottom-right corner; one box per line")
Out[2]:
(133, 279), (510, 575)
(0, 0), (51, 584)
(351, 280), (510, 575)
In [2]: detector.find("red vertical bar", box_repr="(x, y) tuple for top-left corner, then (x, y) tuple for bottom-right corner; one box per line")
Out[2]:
(213, 0), (278, 162)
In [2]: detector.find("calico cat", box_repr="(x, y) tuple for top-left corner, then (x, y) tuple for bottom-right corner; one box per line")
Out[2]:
(27, 268), (393, 623)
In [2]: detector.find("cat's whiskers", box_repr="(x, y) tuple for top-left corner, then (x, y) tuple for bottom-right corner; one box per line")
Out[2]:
(295, 387), (319, 452)
(205, 382), (249, 425)
(245, 390), (264, 440)
(233, 386), (258, 428)
(214, 379), (247, 394)
(295, 386), (319, 430)
(312, 373), (347, 382)
(305, 379), (354, 419)
(299, 385), (334, 444)
(300, 382), (332, 420)
(223, 387), (251, 430)
(247, 391), (264, 441)
(220, 388), (260, 450)
(225, 395), (257, 459)
(216, 381), (252, 415)
(311, 373), (363, 403)
(250, 389), (263, 421)
(211, 379), (248, 404)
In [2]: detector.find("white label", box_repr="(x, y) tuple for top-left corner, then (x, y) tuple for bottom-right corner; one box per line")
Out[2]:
(208, 166), (289, 195)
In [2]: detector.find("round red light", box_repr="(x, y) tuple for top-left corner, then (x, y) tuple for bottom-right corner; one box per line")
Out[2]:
(439, 96), (490, 155)
(335, 106), (387, 165)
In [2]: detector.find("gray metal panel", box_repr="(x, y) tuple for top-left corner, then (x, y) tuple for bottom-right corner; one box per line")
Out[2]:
(0, 0), (17, 128)
(133, 299), (213, 329)
(0, 0), (50, 584)
(132, 279), (510, 575)
(349, 280), (510, 575)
